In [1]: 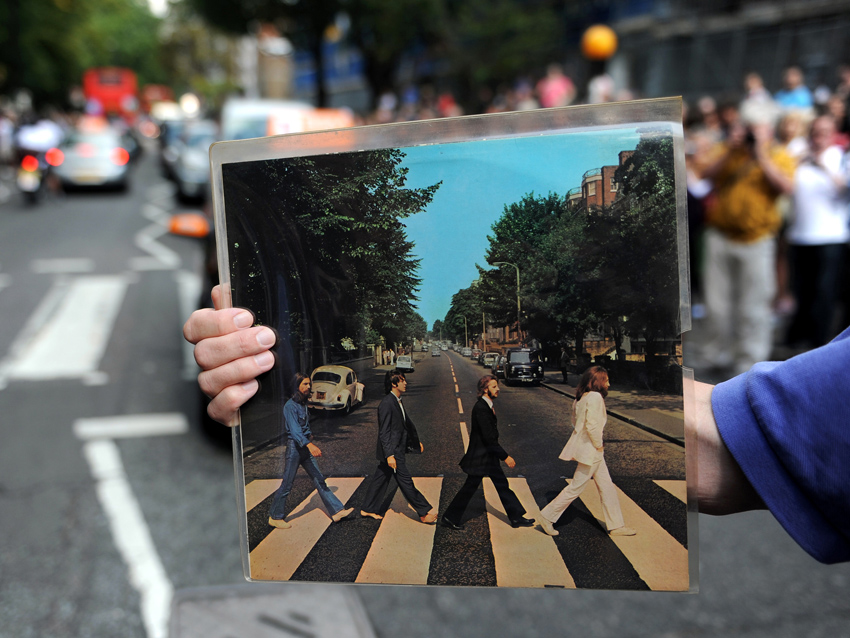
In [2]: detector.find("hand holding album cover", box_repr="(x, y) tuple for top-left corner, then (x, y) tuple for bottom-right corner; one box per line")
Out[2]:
(209, 98), (696, 591)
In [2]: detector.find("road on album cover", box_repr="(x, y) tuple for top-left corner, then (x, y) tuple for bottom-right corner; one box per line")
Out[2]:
(243, 350), (690, 590)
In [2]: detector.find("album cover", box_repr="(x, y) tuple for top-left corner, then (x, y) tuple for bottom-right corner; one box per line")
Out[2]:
(209, 98), (696, 591)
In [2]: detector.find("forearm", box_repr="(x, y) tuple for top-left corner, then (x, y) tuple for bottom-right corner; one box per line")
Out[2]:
(694, 381), (765, 515)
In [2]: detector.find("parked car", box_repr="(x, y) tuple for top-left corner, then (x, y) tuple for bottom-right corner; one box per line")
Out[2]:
(52, 119), (136, 191)
(504, 348), (545, 385)
(491, 355), (507, 379)
(308, 365), (365, 414)
(395, 355), (415, 372)
(461, 347), (472, 357)
(470, 348), (482, 360)
(481, 352), (499, 367)
(173, 119), (219, 202)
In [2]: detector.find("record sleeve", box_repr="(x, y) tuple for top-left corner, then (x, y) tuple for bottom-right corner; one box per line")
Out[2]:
(209, 97), (697, 591)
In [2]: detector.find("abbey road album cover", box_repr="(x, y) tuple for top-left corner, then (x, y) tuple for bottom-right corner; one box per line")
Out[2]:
(209, 97), (696, 591)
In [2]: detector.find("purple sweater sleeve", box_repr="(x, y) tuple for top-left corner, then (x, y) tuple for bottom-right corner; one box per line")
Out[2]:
(712, 327), (850, 564)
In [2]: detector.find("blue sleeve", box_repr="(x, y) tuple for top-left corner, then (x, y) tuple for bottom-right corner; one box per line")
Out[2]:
(712, 327), (850, 564)
(284, 400), (310, 448)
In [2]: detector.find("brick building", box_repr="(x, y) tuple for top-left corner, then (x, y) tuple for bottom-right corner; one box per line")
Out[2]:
(572, 150), (634, 210)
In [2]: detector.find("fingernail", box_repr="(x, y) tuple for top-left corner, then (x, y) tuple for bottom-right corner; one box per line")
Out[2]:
(254, 351), (274, 367)
(257, 328), (276, 347)
(234, 311), (253, 329)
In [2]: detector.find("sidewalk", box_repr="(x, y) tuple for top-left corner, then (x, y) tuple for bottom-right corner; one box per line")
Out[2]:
(540, 369), (685, 446)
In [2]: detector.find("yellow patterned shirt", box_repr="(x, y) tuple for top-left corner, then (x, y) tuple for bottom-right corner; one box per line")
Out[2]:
(706, 144), (796, 243)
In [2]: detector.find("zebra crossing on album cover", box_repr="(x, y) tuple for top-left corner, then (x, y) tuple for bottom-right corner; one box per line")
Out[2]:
(243, 476), (689, 591)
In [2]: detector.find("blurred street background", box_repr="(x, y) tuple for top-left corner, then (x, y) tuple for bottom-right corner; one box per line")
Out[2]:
(2, 0), (850, 636)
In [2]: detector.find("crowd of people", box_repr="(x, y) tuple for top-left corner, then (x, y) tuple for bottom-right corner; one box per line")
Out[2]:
(684, 65), (850, 375)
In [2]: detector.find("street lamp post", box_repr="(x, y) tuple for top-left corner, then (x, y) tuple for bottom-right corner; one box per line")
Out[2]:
(493, 261), (521, 343)
(462, 315), (468, 348)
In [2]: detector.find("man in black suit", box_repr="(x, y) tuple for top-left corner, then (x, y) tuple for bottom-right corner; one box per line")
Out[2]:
(441, 374), (535, 530)
(359, 370), (437, 524)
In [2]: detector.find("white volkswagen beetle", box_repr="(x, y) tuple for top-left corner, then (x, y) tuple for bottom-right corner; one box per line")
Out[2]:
(308, 365), (365, 414)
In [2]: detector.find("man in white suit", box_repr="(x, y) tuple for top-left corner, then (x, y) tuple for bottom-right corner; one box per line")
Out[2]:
(538, 366), (635, 537)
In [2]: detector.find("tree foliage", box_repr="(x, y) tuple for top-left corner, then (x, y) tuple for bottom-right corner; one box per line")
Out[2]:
(444, 131), (680, 358)
(223, 147), (441, 367)
(188, 0), (577, 109)
(1, 0), (163, 105)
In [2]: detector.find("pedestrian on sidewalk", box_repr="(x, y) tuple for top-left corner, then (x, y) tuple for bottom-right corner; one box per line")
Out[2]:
(268, 373), (354, 529)
(537, 366), (636, 538)
(559, 346), (571, 384)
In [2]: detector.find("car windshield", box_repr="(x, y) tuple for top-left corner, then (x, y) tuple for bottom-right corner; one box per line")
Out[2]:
(312, 372), (341, 384)
(510, 351), (539, 364)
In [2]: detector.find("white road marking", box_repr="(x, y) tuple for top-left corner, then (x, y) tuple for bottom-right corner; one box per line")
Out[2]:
(31, 258), (95, 274)
(250, 478), (362, 581)
(74, 413), (189, 440)
(459, 421), (469, 453)
(578, 480), (689, 591)
(654, 479), (687, 504)
(484, 478), (575, 589)
(174, 269), (202, 380)
(355, 477), (442, 585)
(3, 275), (127, 382)
(244, 478), (282, 512)
(130, 203), (181, 271)
(81, 438), (174, 638)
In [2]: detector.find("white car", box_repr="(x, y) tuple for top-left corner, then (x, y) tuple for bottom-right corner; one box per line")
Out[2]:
(308, 365), (364, 414)
(395, 355), (415, 372)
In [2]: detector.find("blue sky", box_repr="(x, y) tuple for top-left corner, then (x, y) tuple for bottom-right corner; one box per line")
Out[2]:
(398, 126), (642, 327)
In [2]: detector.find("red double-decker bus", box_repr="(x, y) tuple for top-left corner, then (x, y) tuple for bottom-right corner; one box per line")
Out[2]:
(82, 67), (139, 122)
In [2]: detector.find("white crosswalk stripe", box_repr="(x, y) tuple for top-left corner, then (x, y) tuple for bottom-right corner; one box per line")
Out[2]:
(577, 479), (689, 591)
(355, 477), (442, 585)
(654, 479), (688, 504)
(484, 478), (575, 588)
(249, 478), (363, 581)
(245, 476), (689, 590)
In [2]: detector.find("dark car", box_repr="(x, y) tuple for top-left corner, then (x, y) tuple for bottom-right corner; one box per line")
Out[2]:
(491, 355), (507, 379)
(504, 348), (545, 385)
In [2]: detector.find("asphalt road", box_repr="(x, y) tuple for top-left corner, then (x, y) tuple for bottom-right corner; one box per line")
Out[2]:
(0, 147), (848, 637)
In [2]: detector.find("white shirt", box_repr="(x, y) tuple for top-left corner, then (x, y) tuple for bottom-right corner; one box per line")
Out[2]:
(787, 146), (849, 245)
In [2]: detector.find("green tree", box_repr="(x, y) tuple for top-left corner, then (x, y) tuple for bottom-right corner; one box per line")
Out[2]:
(484, 192), (564, 337)
(224, 147), (441, 362)
(187, 0), (573, 110)
(1, 0), (163, 105)
(610, 131), (680, 357)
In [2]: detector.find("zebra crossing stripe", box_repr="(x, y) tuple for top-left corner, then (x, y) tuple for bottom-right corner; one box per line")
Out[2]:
(578, 480), (689, 591)
(244, 478), (282, 512)
(355, 477), (443, 585)
(654, 479), (687, 504)
(249, 478), (362, 581)
(483, 478), (576, 589)
(6, 275), (127, 381)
